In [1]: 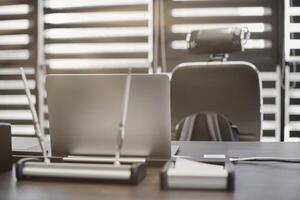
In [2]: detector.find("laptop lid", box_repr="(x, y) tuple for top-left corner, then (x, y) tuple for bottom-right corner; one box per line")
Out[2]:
(46, 74), (171, 160)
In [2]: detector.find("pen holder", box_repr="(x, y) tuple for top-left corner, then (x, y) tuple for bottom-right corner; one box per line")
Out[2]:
(160, 159), (235, 191)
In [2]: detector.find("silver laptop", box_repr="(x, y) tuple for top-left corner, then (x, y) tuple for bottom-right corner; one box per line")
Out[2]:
(46, 74), (171, 160)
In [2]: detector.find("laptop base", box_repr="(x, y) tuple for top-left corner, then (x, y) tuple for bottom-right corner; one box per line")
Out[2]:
(16, 157), (146, 185)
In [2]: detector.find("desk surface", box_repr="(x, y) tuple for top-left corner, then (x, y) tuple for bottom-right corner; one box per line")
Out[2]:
(1, 141), (300, 200)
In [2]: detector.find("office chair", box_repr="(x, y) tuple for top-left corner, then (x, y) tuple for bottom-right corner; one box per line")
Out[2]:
(171, 28), (262, 141)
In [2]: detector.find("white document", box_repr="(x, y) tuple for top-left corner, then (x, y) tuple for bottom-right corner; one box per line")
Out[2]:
(174, 157), (224, 171)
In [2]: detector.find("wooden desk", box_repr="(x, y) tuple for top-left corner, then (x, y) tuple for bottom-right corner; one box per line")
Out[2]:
(1, 142), (300, 200)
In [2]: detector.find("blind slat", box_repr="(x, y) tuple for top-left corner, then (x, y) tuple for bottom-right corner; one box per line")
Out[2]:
(0, 0), (30, 6)
(0, 44), (30, 50)
(0, 74), (34, 80)
(170, 0), (272, 8)
(0, 59), (33, 65)
(45, 52), (147, 59)
(0, 14), (32, 20)
(0, 120), (33, 124)
(168, 32), (274, 40)
(170, 16), (273, 24)
(0, 105), (31, 110)
(44, 5), (147, 14)
(0, 29), (32, 35)
(45, 37), (147, 44)
(44, 21), (148, 29)
(0, 90), (36, 95)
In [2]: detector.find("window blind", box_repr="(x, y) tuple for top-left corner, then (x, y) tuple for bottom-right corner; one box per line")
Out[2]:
(44, 0), (153, 73)
(0, 0), (41, 151)
(0, 0), (45, 150)
(163, 0), (282, 141)
(284, 0), (300, 141)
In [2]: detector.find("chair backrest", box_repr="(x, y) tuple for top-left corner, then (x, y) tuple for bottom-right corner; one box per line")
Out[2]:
(171, 61), (262, 141)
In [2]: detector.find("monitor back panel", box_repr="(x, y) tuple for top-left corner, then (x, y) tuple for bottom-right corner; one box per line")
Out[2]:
(46, 74), (171, 159)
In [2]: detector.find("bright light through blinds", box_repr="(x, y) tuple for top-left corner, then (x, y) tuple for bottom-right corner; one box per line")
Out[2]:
(287, 25), (300, 32)
(45, 0), (149, 8)
(172, 7), (272, 17)
(0, 2), (45, 140)
(0, 110), (32, 120)
(0, 95), (36, 105)
(0, 80), (35, 90)
(0, 35), (30, 45)
(171, 23), (271, 33)
(170, 4), (272, 50)
(288, 40), (300, 49)
(11, 125), (35, 135)
(171, 39), (272, 50)
(0, 68), (34, 75)
(0, 50), (30, 60)
(46, 43), (149, 54)
(45, 28), (149, 38)
(48, 59), (149, 69)
(44, 0), (152, 70)
(0, 4), (30, 14)
(0, 20), (30, 30)
(46, 12), (148, 23)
